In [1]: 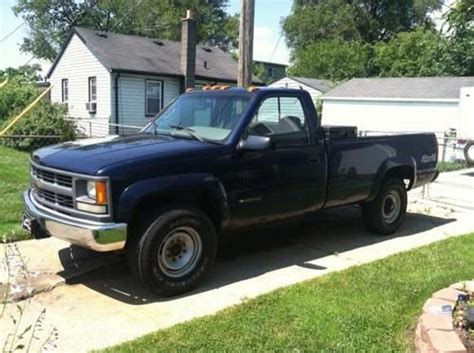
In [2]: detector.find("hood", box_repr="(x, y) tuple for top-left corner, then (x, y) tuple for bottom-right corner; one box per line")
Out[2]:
(32, 134), (221, 175)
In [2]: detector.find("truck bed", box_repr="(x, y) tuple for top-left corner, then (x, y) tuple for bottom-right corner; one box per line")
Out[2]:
(323, 132), (438, 208)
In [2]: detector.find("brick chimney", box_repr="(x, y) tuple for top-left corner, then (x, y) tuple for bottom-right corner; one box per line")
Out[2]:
(181, 9), (196, 89)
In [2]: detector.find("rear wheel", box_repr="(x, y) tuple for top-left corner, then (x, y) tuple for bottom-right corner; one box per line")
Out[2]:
(127, 208), (217, 297)
(361, 178), (407, 235)
(464, 142), (474, 166)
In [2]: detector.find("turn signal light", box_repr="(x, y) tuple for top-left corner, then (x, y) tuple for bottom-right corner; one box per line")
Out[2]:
(96, 181), (108, 205)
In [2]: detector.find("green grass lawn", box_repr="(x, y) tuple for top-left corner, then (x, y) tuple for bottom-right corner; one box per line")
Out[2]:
(103, 232), (474, 352)
(0, 146), (30, 242)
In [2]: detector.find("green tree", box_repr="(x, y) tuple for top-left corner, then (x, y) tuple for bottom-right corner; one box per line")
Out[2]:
(442, 0), (474, 75)
(373, 28), (449, 77)
(288, 39), (374, 82)
(283, 0), (360, 50)
(0, 64), (42, 82)
(0, 65), (42, 123)
(351, 0), (442, 43)
(13, 0), (239, 61)
(283, 0), (443, 49)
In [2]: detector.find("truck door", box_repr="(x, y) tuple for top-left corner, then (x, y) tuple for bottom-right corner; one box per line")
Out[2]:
(225, 94), (327, 227)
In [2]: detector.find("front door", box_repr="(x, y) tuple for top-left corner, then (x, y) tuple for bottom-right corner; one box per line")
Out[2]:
(223, 95), (326, 228)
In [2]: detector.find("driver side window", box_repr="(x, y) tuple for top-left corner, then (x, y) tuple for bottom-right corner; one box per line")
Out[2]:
(248, 96), (309, 147)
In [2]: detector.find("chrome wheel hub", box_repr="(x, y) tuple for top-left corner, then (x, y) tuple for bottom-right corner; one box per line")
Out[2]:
(158, 226), (202, 278)
(382, 190), (401, 224)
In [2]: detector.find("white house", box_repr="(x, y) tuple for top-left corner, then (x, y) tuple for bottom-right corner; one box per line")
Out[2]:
(270, 76), (335, 103)
(322, 77), (474, 161)
(322, 77), (474, 134)
(46, 14), (261, 137)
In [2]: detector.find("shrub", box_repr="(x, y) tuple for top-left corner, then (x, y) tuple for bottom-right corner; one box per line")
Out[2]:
(0, 78), (39, 123)
(1, 101), (77, 152)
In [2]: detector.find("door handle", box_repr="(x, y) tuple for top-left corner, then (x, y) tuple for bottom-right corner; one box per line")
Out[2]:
(309, 158), (320, 164)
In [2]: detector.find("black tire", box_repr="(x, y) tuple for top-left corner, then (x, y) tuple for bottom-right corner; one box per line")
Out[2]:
(127, 208), (217, 297)
(361, 178), (407, 235)
(464, 142), (474, 166)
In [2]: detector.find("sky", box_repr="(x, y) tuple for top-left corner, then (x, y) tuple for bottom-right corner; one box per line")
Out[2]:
(0, 0), (292, 75)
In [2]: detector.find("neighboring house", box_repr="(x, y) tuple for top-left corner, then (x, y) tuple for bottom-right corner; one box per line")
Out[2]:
(322, 77), (474, 161)
(253, 60), (287, 83)
(47, 14), (261, 137)
(270, 76), (335, 103)
(322, 77), (474, 134)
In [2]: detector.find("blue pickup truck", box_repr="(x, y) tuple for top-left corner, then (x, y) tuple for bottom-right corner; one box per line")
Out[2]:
(23, 87), (438, 296)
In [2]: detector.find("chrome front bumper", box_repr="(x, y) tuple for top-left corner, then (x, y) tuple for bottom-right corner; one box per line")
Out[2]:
(23, 190), (127, 252)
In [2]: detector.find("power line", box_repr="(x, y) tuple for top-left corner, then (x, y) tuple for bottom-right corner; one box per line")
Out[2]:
(269, 32), (282, 63)
(22, 56), (35, 66)
(0, 21), (26, 44)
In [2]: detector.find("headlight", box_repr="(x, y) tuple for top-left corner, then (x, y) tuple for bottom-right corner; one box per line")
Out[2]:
(87, 181), (96, 200)
(76, 180), (109, 214)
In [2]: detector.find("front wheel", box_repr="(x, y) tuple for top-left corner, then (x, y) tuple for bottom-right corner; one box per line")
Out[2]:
(128, 208), (217, 297)
(361, 178), (407, 235)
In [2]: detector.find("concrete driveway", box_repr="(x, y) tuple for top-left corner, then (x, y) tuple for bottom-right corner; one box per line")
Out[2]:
(1, 168), (474, 352)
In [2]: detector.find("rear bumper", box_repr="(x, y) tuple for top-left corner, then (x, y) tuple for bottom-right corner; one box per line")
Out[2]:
(23, 190), (127, 252)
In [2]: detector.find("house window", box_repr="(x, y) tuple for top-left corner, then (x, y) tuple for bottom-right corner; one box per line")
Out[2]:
(88, 77), (97, 102)
(61, 79), (69, 103)
(146, 80), (162, 116)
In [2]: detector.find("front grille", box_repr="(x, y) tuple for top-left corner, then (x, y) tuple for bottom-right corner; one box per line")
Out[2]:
(31, 163), (75, 214)
(32, 165), (73, 188)
(33, 186), (74, 209)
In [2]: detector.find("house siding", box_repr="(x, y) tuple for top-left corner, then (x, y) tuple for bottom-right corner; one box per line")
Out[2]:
(322, 99), (460, 161)
(49, 34), (111, 137)
(270, 77), (323, 103)
(111, 73), (181, 133)
(322, 99), (459, 133)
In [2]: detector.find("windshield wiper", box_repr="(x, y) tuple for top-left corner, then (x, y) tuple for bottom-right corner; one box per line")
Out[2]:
(169, 124), (204, 142)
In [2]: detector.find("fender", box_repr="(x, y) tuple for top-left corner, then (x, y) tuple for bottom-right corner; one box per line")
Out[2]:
(367, 156), (416, 202)
(117, 173), (230, 229)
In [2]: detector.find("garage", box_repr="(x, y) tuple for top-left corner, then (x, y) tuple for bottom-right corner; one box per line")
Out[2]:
(322, 77), (474, 162)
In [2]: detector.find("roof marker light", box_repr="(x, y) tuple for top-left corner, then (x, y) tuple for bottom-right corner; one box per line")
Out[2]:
(247, 86), (259, 93)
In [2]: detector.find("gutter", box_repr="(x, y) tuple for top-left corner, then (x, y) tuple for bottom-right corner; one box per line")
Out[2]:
(321, 96), (459, 103)
(114, 72), (121, 134)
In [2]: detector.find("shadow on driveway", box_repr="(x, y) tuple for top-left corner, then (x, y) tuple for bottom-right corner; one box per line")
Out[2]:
(62, 206), (455, 305)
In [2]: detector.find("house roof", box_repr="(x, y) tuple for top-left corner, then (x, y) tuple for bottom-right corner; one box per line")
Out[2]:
(324, 77), (474, 100)
(289, 76), (335, 93)
(47, 27), (262, 84)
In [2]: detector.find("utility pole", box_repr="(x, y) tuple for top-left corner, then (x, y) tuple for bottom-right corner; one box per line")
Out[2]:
(238, 0), (255, 87)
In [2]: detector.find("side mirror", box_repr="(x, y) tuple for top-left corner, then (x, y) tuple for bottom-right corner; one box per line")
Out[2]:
(241, 135), (271, 151)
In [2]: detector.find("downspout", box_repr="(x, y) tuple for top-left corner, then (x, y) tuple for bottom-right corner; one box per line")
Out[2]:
(114, 72), (121, 134)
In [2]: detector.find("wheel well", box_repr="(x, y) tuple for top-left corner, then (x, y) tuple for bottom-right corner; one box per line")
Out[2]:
(384, 166), (414, 190)
(126, 190), (223, 244)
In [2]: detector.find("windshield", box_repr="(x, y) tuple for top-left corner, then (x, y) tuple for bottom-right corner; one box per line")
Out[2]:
(143, 93), (251, 143)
